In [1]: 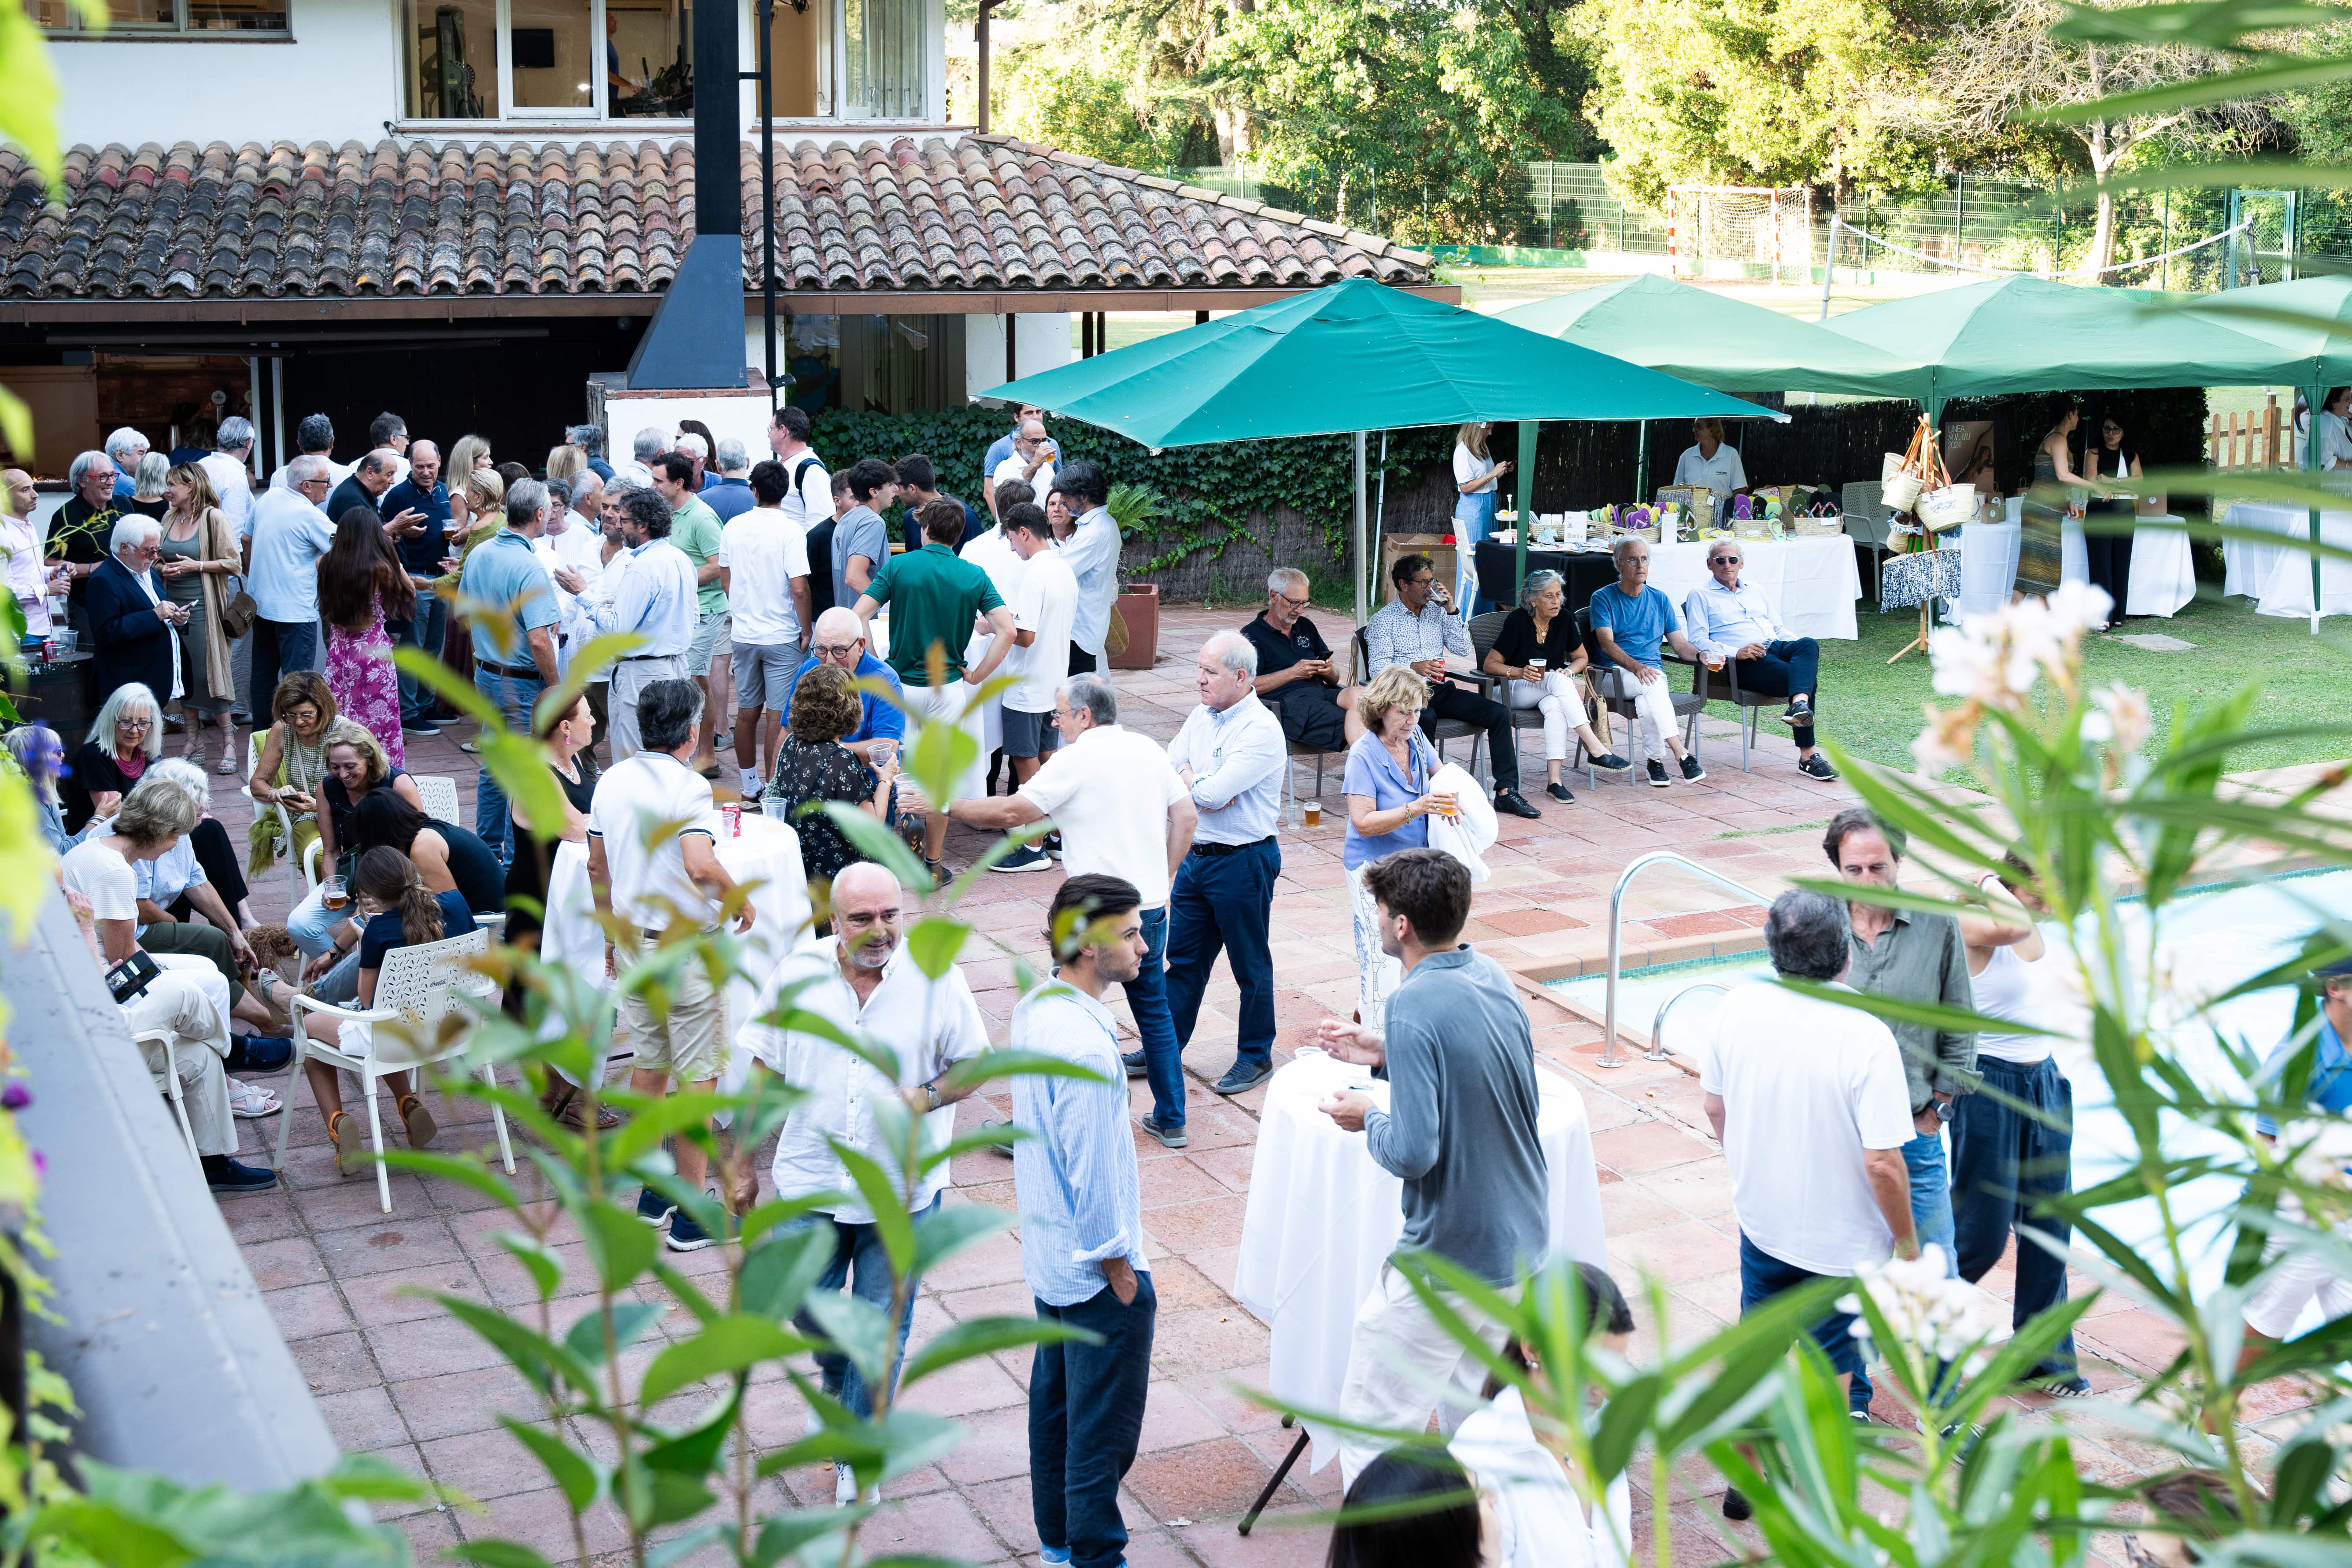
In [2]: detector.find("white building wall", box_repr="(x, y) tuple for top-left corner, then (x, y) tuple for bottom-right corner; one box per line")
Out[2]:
(964, 314), (1073, 403)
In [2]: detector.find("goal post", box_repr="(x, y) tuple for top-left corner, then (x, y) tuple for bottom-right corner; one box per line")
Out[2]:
(1664, 184), (1814, 285)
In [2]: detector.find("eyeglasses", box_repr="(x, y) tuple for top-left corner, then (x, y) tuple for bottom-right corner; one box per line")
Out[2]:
(1406, 575), (1434, 589)
(1711, 555), (1741, 566)
(1279, 595), (1310, 610)
(116, 717), (152, 732)
(814, 642), (860, 658)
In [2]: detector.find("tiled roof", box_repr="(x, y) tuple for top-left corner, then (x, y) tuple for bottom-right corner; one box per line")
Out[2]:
(0, 133), (1432, 302)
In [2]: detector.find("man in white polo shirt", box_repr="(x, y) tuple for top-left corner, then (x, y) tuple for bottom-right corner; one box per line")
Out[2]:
(918, 670), (1198, 1146)
(565, 486), (699, 760)
(736, 861), (988, 1503)
(718, 459), (814, 797)
(587, 678), (755, 1254)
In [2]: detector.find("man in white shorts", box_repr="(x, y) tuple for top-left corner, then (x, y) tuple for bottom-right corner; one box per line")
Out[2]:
(719, 459), (814, 797)
(2239, 954), (2352, 1363)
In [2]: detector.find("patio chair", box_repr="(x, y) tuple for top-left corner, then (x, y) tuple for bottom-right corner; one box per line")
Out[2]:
(1469, 608), (1553, 776)
(134, 1025), (203, 1168)
(277, 926), (514, 1213)
(413, 774), (462, 827)
(1354, 627), (1488, 788)
(242, 731), (322, 906)
(1572, 608), (1704, 778)
(1843, 481), (1896, 606)
(1690, 656), (1778, 773)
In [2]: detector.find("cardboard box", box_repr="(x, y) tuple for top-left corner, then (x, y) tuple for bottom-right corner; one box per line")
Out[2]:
(1380, 533), (1461, 607)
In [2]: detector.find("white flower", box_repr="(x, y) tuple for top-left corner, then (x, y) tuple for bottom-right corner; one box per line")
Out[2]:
(1838, 1246), (2008, 1372)
(2090, 683), (2151, 756)
(1912, 702), (1981, 774)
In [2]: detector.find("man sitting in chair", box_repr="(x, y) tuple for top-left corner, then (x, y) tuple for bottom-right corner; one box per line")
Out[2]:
(1680, 540), (1839, 783)
(1588, 537), (1709, 790)
(1242, 567), (1363, 752)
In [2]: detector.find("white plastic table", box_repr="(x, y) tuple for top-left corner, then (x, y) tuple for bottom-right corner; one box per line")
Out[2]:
(1958, 503), (2196, 619)
(1232, 1050), (1606, 1471)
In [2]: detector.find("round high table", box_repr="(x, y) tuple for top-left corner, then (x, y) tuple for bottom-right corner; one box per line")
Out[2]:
(1958, 507), (2197, 620)
(1232, 1050), (1606, 1482)
(537, 813), (814, 1095)
(2221, 501), (2352, 620)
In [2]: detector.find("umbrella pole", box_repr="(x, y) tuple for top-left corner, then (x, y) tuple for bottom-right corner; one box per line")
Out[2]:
(1354, 430), (1368, 630)
(1635, 420), (1650, 503)
(1516, 420), (1536, 599)
(2308, 383), (2325, 634)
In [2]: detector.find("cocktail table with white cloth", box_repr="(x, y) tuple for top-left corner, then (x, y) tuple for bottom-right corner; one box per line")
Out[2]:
(1957, 503), (2197, 619)
(1232, 1049), (1607, 1504)
(2221, 502), (2352, 620)
(537, 813), (814, 1096)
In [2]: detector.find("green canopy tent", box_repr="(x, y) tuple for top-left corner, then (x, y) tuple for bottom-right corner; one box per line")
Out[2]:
(2186, 277), (2352, 631)
(983, 277), (1781, 625)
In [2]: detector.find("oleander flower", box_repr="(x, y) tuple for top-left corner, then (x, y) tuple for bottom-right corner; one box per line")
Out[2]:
(2090, 683), (2152, 757)
(0, 1083), (30, 1112)
(1836, 1245), (2007, 1372)
(1912, 701), (1983, 774)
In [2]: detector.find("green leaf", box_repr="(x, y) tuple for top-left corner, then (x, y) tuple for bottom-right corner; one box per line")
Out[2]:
(644, 1469), (714, 1528)
(832, 1143), (919, 1277)
(939, 1049), (1113, 1095)
(753, 1407), (966, 1482)
(647, 1524), (731, 1568)
(910, 1201), (1014, 1281)
(22, 1498), (192, 1568)
(803, 1289), (895, 1395)
(903, 915), (971, 980)
(578, 1199), (659, 1294)
(564, 1300), (665, 1367)
(427, 1291), (602, 1400)
(0, 5), (66, 195)
(498, 1418), (605, 1512)
(392, 644), (503, 729)
(379, 1148), (520, 1210)
(491, 1231), (565, 1302)
(641, 1385), (740, 1476)
(740, 1224), (839, 1322)
(640, 1314), (812, 1408)
(2025, 55), (2352, 124)
(899, 1315), (1099, 1387)
(751, 1505), (874, 1567)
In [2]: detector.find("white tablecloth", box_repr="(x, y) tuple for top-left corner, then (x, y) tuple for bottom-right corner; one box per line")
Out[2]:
(1644, 536), (1862, 641)
(2222, 502), (2352, 620)
(1958, 506), (2196, 620)
(539, 814), (814, 1095)
(1232, 1050), (1606, 1470)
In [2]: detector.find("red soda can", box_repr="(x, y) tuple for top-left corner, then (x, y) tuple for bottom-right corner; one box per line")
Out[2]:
(721, 802), (742, 838)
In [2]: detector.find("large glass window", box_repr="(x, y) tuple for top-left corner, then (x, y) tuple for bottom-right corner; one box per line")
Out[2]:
(36, 0), (287, 33)
(403, 0), (500, 117)
(842, 0), (922, 118)
(510, 0), (593, 111)
(605, 0), (688, 116)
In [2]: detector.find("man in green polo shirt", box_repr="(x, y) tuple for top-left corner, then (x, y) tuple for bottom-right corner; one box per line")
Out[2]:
(853, 499), (1018, 885)
(655, 451), (732, 762)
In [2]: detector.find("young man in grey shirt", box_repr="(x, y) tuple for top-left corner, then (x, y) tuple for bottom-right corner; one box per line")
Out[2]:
(830, 457), (899, 614)
(1318, 847), (1548, 1487)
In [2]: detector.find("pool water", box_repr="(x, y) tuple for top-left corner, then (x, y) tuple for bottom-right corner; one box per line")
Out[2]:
(1545, 868), (2352, 1312)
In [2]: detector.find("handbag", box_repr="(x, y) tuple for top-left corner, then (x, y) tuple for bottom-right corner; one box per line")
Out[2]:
(1880, 421), (1927, 514)
(1913, 431), (1973, 532)
(220, 577), (258, 640)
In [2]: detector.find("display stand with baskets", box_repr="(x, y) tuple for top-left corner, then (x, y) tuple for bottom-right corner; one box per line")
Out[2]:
(1878, 415), (1974, 664)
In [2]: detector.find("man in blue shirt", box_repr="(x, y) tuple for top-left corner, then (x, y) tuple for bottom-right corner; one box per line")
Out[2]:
(458, 478), (561, 862)
(382, 440), (453, 736)
(701, 437), (756, 521)
(981, 403), (1044, 517)
(2240, 955), (2352, 1363)
(783, 607), (905, 763)
(1588, 536), (1711, 788)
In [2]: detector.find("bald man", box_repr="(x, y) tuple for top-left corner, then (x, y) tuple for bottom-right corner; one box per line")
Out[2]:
(0, 469), (64, 640)
(780, 606), (905, 768)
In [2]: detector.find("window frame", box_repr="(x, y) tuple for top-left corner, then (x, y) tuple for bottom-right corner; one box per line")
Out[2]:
(36, 0), (293, 39)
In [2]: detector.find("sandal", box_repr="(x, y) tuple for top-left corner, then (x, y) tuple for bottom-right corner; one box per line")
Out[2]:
(329, 1109), (367, 1176)
(227, 1077), (281, 1117)
(541, 1084), (623, 1132)
(216, 734), (240, 776)
(398, 1093), (437, 1149)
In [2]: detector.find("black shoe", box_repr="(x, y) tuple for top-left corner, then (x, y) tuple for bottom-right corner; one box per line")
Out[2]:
(1679, 754), (1706, 783)
(1546, 781), (1574, 803)
(991, 844), (1054, 873)
(1213, 1061), (1273, 1096)
(1721, 1487), (1752, 1522)
(665, 1207), (720, 1252)
(1043, 831), (1064, 860)
(923, 858), (951, 891)
(226, 1033), (294, 1074)
(2041, 1374), (2093, 1398)
(1492, 788), (1541, 820)
(1590, 752), (1634, 774)
(1646, 760), (1669, 788)
(1121, 1049), (1148, 1079)
(635, 1187), (676, 1228)
(402, 720), (442, 737)
(203, 1155), (278, 1196)
(1798, 751), (1840, 781)
(1774, 697), (1812, 729)
(1140, 1114), (1188, 1149)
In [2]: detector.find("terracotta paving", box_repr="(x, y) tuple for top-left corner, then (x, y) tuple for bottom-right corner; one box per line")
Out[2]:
(185, 603), (2321, 1565)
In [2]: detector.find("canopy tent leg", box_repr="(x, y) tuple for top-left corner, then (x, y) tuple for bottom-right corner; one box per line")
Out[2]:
(2308, 383), (2325, 634)
(1354, 430), (1368, 630)
(1635, 421), (1650, 506)
(1515, 420), (1537, 599)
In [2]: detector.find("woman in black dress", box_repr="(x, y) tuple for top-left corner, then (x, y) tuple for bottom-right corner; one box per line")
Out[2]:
(67, 680), (255, 924)
(2082, 411), (2144, 625)
(762, 663), (895, 917)
(348, 790), (505, 918)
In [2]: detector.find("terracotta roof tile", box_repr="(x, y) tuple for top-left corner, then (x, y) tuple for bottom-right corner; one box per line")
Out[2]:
(0, 132), (1430, 302)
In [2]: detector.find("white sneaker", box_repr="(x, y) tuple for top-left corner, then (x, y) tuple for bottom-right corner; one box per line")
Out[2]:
(834, 1462), (856, 1506)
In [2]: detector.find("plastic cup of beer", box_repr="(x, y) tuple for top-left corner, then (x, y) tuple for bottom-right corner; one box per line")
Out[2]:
(1303, 800), (1322, 827)
(1434, 791), (1460, 822)
(322, 876), (349, 912)
(871, 738), (897, 770)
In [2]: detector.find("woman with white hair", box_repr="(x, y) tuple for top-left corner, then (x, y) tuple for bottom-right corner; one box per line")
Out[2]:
(67, 682), (258, 926)
(86, 514), (189, 710)
(128, 451), (170, 518)
(1481, 569), (1628, 802)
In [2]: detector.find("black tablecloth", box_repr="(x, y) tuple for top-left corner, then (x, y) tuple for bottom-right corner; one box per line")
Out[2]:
(1473, 541), (1623, 616)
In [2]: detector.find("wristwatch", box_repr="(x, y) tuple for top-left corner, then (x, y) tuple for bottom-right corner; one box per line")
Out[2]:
(1931, 1098), (1956, 1123)
(921, 1078), (941, 1113)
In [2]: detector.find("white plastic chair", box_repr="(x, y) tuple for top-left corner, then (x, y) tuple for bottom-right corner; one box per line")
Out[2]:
(413, 775), (462, 827)
(277, 927), (514, 1212)
(241, 731), (322, 904)
(135, 1026), (203, 1168)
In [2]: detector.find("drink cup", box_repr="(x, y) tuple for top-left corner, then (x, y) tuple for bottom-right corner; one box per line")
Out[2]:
(1434, 792), (1459, 822)
(322, 876), (348, 912)
(871, 738), (897, 770)
(1303, 800), (1321, 827)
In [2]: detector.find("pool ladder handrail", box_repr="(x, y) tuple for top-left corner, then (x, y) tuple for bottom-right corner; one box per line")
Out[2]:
(1601, 851), (1772, 1069)
(1647, 983), (1729, 1065)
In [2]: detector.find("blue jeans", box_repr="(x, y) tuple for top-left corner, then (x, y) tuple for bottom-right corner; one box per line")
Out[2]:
(784, 1194), (939, 1420)
(1128, 905), (1183, 1127)
(399, 589), (447, 723)
(1852, 1125), (1959, 1409)
(1456, 490), (1499, 616)
(1952, 1056), (2080, 1380)
(1030, 1273), (1156, 1568)
(472, 665), (544, 864)
(1726, 638), (1821, 749)
(1738, 1233), (1865, 1384)
(1165, 839), (1280, 1073)
(251, 618), (318, 714)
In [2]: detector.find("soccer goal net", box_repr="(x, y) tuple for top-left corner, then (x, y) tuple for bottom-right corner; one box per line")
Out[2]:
(1664, 185), (1815, 285)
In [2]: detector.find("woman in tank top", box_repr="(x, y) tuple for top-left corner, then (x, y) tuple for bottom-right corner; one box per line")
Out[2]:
(1950, 857), (2091, 1395)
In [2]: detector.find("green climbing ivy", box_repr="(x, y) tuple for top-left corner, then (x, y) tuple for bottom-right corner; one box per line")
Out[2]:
(809, 407), (1454, 574)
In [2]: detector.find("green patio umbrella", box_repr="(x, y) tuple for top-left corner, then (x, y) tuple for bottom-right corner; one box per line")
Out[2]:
(985, 277), (1780, 621)
(1496, 274), (1927, 400)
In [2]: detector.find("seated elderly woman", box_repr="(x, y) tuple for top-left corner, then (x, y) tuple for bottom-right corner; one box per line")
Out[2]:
(84, 514), (191, 726)
(763, 661), (895, 903)
(1480, 567), (1629, 802)
(56, 779), (278, 1195)
(8, 723), (95, 854)
(66, 682), (256, 925)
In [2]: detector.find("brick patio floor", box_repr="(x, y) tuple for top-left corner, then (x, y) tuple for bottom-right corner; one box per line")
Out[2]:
(196, 603), (2323, 1565)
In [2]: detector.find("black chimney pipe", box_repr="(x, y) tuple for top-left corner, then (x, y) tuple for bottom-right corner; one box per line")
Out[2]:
(625, 0), (749, 390)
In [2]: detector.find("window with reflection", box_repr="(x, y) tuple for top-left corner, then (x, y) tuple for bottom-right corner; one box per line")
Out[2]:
(35, 0), (286, 33)
(843, 0), (923, 118)
(403, 0), (500, 117)
(510, 0), (593, 111)
(606, 0), (689, 116)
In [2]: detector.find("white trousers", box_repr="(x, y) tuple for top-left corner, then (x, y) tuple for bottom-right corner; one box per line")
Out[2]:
(1336, 1261), (1512, 1490)
(609, 656), (688, 760)
(1505, 671), (1599, 762)
(1598, 667), (1680, 764)
(902, 680), (988, 800)
(1348, 863), (1404, 1035)
(2243, 1191), (2352, 1339)
(125, 969), (237, 1157)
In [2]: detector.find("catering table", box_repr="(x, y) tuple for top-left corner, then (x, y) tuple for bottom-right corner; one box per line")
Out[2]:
(1473, 536), (1861, 640)
(538, 813), (814, 1095)
(1232, 1050), (1606, 1472)
(1957, 506), (2197, 620)
(2221, 502), (2352, 620)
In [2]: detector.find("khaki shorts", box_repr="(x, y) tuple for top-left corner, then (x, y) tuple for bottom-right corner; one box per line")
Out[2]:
(620, 946), (729, 1085)
(690, 608), (732, 670)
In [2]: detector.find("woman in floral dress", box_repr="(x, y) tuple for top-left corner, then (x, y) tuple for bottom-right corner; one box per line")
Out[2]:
(316, 505), (416, 769)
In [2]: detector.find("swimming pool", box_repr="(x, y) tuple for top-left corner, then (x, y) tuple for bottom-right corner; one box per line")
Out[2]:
(1545, 867), (2352, 1312)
